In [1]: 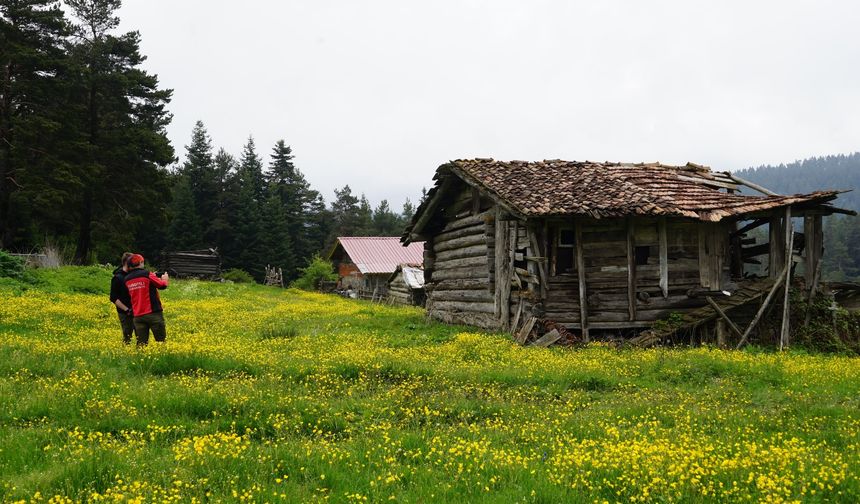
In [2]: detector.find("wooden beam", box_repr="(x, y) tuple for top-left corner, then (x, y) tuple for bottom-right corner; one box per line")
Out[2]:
(736, 265), (789, 349)
(409, 176), (454, 241)
(627, 218), (636, 322)
(575, 221), (589, 342)
(780, 206), (794, 351)
(803, 214), (823, 296)
(706, 296), (743, 339)
(494, 209), (513, 330)
(658, 217), (668, 299)
(768, 213), (784, 279)
(515, 316), (536, 345)
(527, 225), (548, 301)
(726, 173), (778, 196)
(732, 218), (768, 237)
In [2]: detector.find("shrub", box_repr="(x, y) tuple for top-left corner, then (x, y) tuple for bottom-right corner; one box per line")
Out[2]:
(292, 255), (337, 291)
(222, 268), (255, 284)
(0, 250), (25, 279)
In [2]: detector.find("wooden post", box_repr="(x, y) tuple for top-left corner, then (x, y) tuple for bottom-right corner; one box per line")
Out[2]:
(706, 296), (744, 340)
(658, 217), (668, 299)
(769, 213), (785, 279)
(527, 225), (548, 301)
(803, 214), (823, 298)
(575, 221), (589, 342)
(716, 320), (727, 348)
(735, 265), (789, 349)
(494, 209), (512, 330)
(627, 218), (636, 321)
(780, 207), (794, 350)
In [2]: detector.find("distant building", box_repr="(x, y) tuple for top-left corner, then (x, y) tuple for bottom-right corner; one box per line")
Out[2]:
(387, 263), (426, 306)
(327, 237), (424, 300)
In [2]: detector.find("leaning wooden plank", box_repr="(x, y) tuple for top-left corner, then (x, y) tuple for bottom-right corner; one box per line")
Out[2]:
(626, 218), (636, 321)
(705, 297), (743, 339)
(726, 173), (778, 196)
(735, 264), (789, 349)
(780, 207), (794, 350)
(658, 217), (668, 299)
(511, 300), (523, 335)
(575, 221), (589, 342)
(532, 329), (561, 348)
(515, 316), (536, 345)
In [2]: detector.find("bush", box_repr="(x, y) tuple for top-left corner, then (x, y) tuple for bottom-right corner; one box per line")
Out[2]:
(292, 255), (337, 291)
(0, 250), (25, 279)
(222, 268), (255, 284)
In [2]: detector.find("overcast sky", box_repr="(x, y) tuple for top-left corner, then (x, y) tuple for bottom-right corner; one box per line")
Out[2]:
(117, 0), (860, 208)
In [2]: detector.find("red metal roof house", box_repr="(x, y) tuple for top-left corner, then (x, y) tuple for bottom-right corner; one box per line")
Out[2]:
(327, 237), (425, 299)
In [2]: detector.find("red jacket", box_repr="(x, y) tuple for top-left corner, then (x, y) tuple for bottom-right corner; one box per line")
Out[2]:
(124, 269), (168, 316)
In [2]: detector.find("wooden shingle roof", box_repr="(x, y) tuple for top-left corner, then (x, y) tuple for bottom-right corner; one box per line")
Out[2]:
(404, 158), (846, 241)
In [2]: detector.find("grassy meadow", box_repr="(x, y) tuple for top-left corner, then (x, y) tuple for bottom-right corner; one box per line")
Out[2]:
(0, 267), (858, 503)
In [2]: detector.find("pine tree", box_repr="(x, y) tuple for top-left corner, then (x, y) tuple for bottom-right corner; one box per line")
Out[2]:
(180, 121), (219, 239)
(305, 192), (332, 258)
(329, 185), (360, 241)
(267, 140), (308, 277)
(0, 0), (70, 249)
(372, 199), (399, 235)
(401, 198), (415, 223)
(65, 0), (174, 262)
(357, 195), (373, 235)
(261, 190), (294, 276)
(240, 136), (266, 202)
(166, 175), (203, 250)
(229, 137), (266, 279)
(209, 148), (238, 259)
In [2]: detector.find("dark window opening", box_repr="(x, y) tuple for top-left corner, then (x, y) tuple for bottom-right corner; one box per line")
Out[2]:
(557, 248), (574, 273)
(514, 247), (527, 270)
(635, 245), (650, 265)
(548, 226), (576, 275)
(559, 229), (575, 247)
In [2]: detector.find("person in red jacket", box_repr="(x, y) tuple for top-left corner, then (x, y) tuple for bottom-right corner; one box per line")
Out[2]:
(124, 254), (169, 346)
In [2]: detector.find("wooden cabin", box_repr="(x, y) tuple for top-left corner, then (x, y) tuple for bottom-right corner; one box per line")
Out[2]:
(327, 237), (425, 300)
(387, 263), (426, 306)
(162, 248), (221, 279)
(402, 159), (850, 345)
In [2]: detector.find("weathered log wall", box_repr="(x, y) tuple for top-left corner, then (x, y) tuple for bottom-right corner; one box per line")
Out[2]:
(423, 187), (761, 334)
(388, 273), (413, 305)
(425, 187), (497, 328)
(537, 218), (712, 328)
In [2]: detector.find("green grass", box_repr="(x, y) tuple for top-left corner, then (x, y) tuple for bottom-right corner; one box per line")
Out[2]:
(0, 267), (857, 502)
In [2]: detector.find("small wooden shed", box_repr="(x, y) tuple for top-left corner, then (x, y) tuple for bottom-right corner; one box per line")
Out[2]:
(327, 237), (424, 300)
(402, 159), (851, 345)
(387, 263), (426, 306)
(161, 248), (221, 279)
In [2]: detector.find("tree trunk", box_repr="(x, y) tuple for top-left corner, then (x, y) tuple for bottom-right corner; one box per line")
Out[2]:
(0, 59), (13, 248)
(74, 188), (94, 264)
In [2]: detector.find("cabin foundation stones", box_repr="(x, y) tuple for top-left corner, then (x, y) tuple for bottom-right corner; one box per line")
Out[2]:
(403, 159), (853, 349)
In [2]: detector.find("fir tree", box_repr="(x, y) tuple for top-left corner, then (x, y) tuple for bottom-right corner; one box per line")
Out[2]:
(65, 0), (174, 262)
(372, 199), (399, 235)
(166, 175), (203, 250)
(230, 137), (266, 279)
(357, 194), (373, 235)
(209, 148), (238, 258)
(180, 121), (219, 237)
(261, 190), (294, 275)
(0, 0), (70, 249)
(329, 185), (360, 241)
(401, 198), (415, 223)
(267, 140), (309, 277)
